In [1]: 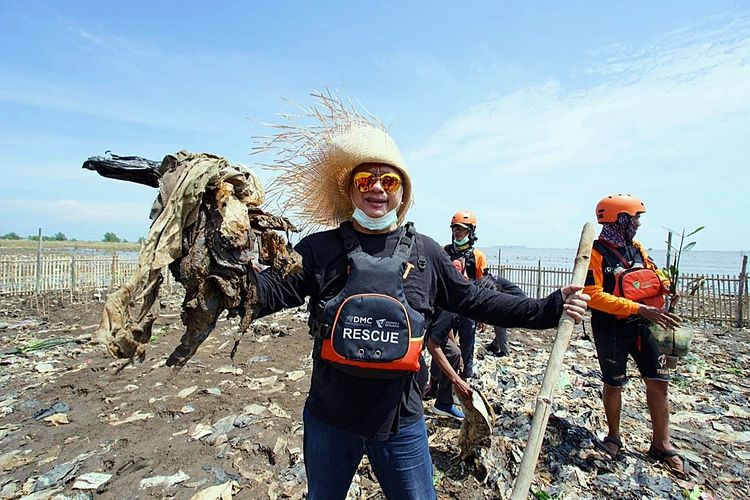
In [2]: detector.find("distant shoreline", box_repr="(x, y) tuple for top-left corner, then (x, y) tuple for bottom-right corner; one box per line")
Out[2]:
(0, 240), (140, 252)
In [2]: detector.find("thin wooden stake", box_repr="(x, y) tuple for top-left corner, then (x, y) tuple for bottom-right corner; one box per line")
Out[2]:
(70, 250), (77, 303)
(741, 256), (750, 327)
(510, 222), (595, 500)
(536, 259), (543, 299)
(35, 228), (42, 294)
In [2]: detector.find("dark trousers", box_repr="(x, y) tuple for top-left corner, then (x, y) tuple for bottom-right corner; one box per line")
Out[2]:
(428, 339), (462, 406)
(456, 316), (476, 378)
(491, 325), (509, 353)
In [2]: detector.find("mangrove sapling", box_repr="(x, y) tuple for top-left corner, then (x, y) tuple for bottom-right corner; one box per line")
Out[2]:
(651, 225), (705, 367)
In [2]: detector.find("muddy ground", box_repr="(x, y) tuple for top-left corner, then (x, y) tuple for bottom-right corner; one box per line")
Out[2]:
(1, 292), (748, 499)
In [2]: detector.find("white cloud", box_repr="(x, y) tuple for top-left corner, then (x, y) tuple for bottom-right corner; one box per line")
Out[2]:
(407, 15), (750, 250)
(0, 199), (152, 241)
(0, 199), (147, 224)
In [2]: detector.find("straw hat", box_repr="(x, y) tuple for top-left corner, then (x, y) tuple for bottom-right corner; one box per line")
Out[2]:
(257, 91), (413, 228)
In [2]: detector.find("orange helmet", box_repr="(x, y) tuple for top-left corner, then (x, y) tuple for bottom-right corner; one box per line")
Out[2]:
(450, 210), (477, 228)
(595, 194), (645, 223)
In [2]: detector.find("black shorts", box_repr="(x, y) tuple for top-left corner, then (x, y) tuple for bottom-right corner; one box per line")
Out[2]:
(592, 319), (670, 387)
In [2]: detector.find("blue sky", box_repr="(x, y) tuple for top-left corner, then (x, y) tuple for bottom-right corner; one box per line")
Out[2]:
(1, 1), (748, 251)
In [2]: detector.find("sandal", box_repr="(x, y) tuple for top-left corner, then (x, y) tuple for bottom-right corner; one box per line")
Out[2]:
(647, 447), (692, 480)
(596, 435), (623, 460)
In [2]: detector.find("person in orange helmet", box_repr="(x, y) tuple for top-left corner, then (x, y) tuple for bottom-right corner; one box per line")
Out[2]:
(445, 210), (487, 280)
(584, 194), (689, 478)
(443, 210), (488, 379)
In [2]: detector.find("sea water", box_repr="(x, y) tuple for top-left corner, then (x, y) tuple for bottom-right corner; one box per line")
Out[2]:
(483, 246), (747, 277)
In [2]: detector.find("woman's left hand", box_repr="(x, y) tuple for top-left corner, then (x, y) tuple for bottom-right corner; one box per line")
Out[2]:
(560, 285), (590, 323)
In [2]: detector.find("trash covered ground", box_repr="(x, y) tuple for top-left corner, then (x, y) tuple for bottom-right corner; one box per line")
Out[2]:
(1, 292), (748, 499)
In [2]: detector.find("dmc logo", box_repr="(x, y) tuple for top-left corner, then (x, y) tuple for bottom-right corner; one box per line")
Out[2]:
(348, 316), (372, 324)
(633, 281), (641, 289)
(376, 319), (386, 328)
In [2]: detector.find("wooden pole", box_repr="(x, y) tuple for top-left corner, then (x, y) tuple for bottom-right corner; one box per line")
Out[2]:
(737, 255), (747, 328)
(70, 249), (77, 302)
(536, 259), (543, 298)
(110, 251), (118, 290)
(498, 248), (502, 268)
(35, 228), (42, 294)
(510, 222), (595, 500)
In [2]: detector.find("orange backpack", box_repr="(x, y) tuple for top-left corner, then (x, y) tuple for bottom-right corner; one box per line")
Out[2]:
(594, 240), (666, 309)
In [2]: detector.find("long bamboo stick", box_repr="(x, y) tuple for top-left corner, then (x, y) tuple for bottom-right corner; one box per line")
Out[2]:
(510, 222), (595, 500)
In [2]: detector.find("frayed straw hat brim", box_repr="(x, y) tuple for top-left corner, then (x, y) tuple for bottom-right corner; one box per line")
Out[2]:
(255, 92), (413, 229)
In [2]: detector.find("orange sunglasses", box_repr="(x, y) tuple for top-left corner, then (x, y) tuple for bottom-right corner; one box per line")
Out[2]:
(352, 171), (403, 194)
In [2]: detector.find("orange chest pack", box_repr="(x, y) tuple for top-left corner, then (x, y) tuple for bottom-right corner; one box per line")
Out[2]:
(309, 222), (426, 378)
(594, 240), (665, 309)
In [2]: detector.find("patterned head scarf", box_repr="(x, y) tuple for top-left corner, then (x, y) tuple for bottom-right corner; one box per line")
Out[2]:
(599, 213), (639, 247)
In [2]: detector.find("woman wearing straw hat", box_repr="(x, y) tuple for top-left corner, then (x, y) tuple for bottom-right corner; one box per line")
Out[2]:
(253, 93), (590, 499)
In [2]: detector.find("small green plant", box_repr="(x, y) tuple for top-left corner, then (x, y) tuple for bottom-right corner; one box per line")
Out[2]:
(671, 374), (691, 388)
(534, 491), (560, 500)
(683, 485), (701, 500)
(150, 326), (169, 345)
(663, 226), (705, 313)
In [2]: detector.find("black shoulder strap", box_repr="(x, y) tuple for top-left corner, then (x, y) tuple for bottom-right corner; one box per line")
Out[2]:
(339, 221), (362, 255)
(394, 222), (416, 261)
(464, 248), (478, 280)
(593, 239), (631, 270)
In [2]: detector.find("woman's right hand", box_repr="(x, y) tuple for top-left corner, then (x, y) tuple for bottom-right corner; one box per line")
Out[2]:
(639, 304), (681, 329)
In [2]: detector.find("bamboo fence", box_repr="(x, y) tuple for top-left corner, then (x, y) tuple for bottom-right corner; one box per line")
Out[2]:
(490, 261), (749, 327)
(0, 254), (747, 326)
(0, 253), (140, 296)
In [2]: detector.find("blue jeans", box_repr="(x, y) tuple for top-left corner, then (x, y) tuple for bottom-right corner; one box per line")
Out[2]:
(303, 408), (436, 499)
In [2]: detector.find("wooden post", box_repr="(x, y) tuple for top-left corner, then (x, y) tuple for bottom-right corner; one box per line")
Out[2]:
(110, 252), (118, 290)
(35, 228), (42, 294)
(737, 255), (748, 328)
(497, 248), (502, 267)
(510, 222), (595, 500)
(70, 250), (77, 302)
(536, 259), (543, 298)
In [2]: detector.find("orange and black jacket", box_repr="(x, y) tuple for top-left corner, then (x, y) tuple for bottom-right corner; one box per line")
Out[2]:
(584, 239), (669, 324)
(444, 245), (488, 281)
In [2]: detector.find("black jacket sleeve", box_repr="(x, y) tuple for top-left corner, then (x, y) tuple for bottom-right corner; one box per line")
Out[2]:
(426, 309), (456, 346)
(494, 276), (526, 297)
(432, 243), (562, 329)
(254, 238), (318, 318)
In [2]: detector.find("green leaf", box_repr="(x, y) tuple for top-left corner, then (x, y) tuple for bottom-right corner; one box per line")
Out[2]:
(686, 485), (701, 500)
(683, 242), (697, 252)
(686, 226), (705, 238)
(534, 492), (552, 500)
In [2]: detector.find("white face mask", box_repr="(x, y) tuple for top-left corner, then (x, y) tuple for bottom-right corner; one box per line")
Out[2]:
(453, 235), (470, 246)
(352, 207), (398, 231)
